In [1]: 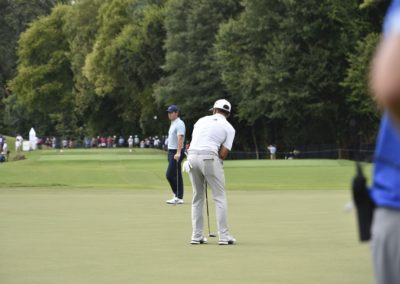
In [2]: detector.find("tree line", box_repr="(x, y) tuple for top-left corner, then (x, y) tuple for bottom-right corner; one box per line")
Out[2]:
(0, 0), (390, 155)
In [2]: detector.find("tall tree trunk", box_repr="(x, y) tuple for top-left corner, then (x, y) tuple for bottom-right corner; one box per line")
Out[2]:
(251, 125), (259, 159)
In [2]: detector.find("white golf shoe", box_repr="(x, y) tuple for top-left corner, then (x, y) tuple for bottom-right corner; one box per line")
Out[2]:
(166, 196), (177, 204)
(190, 237), (208, 245)
(166, 197), (184, 204)
(218, 237), (236, 245)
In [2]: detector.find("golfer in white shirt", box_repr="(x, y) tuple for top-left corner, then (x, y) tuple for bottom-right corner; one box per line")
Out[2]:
(187, 99), (236, 245)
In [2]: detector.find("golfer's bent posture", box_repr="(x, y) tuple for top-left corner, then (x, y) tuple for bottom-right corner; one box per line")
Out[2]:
(187, 99), (236, 245)
(166, 105), (186, 204)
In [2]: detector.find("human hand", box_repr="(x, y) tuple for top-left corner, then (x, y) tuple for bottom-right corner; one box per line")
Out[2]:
(182, 160), (192, 173)
(174, 152), (181, 161)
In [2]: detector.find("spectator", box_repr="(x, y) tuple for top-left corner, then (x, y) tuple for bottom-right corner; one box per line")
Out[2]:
(100, 136), (106, 148)
(134, 135), (139, 147)
(0, 134), (3, 152)
(52, 137), (57, 149)
(15, 134), (23, 153)
(107, 136), (113, 148)
(112, 135), (116, 148)
(2, 140), (9, 161)
(267, 144), (277, 160)
(118, 136), (125, 147)
(154, 136), (160, 148)
(128, 135), (134, 151)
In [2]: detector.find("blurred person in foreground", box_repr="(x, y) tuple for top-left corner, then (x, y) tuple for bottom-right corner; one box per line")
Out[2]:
(185, 99), (236, 245)
(369, 0), (400, 283)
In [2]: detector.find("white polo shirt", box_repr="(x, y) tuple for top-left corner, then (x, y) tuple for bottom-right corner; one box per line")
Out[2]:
(189, 113), (235, 155)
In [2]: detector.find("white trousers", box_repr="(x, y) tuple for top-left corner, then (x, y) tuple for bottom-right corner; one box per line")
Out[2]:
(187, 153), (232, 240)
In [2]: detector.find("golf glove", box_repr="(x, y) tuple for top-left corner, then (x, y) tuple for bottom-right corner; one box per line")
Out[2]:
(182, 160), (192, 173)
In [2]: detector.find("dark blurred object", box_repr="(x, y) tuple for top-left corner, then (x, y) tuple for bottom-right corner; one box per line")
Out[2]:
(352, 162), (375, 241)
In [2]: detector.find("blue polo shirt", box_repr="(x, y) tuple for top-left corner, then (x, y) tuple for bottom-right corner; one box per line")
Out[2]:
(370, 113), (400, 209)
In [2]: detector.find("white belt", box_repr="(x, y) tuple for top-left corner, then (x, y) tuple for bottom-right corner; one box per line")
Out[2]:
(188, 150), (217, 156)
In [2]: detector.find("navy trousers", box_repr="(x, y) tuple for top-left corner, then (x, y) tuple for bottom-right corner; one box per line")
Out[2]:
(166, 149), (185, 199)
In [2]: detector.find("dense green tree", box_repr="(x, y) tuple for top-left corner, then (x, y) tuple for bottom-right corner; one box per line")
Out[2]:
(337, 0), (390, 148)
(342, 32), (380, 144)
(216, 0), (382, 154)
(0, 0), (67, 133)
(63, 0), (102, 137)
(83, 0), (167, 136)
(215, 0), (285, 152)
(2, 0), (392, 155)
(154, 0), (243, 133)
(9, 5), (75, 136)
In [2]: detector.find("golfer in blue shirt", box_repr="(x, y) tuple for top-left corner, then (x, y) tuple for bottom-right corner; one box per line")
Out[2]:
(370, 0), (400, 283)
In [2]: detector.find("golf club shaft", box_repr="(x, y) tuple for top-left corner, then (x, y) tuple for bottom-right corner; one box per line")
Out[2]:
(176, 160), (179, 200)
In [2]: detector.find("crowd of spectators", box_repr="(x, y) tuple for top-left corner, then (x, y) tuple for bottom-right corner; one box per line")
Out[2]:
(39, 135), (168, 150)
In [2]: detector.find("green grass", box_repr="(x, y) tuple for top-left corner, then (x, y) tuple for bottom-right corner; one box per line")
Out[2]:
(0, 148), (371, 190)
(3, 135), (16, 152)
(0, 149), (374, 284)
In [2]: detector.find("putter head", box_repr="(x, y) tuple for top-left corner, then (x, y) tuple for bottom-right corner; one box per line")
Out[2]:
(208, 234), (217, 237)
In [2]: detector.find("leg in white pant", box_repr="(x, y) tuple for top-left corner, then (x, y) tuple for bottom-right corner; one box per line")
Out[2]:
(188, 154), (233, 241)
(204, 158), (231, 240)
(188, 156), (206, 240)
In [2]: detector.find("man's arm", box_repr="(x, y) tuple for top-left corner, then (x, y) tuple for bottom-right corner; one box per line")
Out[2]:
(174, 134), (184, 161)
(219, 145), (230, 160)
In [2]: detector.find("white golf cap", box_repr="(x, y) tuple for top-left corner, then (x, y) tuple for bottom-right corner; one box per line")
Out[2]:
(211, 99), (231, 113)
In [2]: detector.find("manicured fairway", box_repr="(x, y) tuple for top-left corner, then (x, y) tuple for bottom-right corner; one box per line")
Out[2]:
(0, 148), (370, 190)
(0, 149), (374, 283)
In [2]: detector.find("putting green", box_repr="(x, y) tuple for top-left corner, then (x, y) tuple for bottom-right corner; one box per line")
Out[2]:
(0, 149), (374, 283)
(0, 188), (373, 284)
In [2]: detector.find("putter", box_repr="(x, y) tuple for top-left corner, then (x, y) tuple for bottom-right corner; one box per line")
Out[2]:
(175, 160), (179, 205)
(205, 180), (217, 237)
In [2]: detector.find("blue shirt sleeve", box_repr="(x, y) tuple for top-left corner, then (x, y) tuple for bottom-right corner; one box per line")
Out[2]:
(384, 0), (400, 36)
